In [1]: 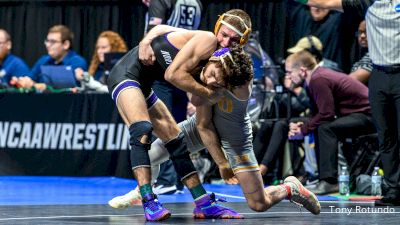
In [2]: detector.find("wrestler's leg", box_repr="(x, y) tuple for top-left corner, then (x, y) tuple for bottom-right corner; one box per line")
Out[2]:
(235, 171), (320, 214)
(108, 115), (205, 209)
(114, 87), (170, 221)
(149, 102), (242, 219)
(235, 171), (287, 212)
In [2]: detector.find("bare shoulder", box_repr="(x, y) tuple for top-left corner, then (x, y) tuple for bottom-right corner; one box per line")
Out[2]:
(175, 30), (215, 39)
(169, 30), (216, 51)
(231, 80), (253, 100)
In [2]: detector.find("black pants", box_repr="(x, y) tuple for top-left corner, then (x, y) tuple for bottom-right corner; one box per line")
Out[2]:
(317, 113), (376, 181)
(253, 118), (307, 178)
(369, 69), (400, 190)
(253, 120), (287, 171)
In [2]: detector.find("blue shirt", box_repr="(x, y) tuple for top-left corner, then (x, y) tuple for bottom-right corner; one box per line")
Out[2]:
(30, 50), (87, 83)
(0, 54), (31, 84)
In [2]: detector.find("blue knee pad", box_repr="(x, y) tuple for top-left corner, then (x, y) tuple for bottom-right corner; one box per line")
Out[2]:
(129, 121), (153, 169)
(165, 132), (197, 180)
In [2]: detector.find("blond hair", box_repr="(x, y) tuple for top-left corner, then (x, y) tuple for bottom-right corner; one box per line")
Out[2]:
(286, 50), (317, 70)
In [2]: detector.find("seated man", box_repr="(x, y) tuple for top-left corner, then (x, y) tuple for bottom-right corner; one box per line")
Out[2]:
(286, 50), (376, 195)
(109, 46), (321, 216)
(12, 25), (87, 90)
(0, 29), (30, 86)
(349, 20), (371, 85)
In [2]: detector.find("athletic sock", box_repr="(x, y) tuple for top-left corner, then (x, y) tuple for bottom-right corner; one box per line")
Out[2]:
(139, 183), (153, 198)
(190, 184), (207, 201)
(279, 184), (292, 199)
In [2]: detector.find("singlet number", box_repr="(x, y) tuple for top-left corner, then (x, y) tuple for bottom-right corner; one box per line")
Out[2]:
(218, 97), (233, 113)
(179, 5), (196, 26)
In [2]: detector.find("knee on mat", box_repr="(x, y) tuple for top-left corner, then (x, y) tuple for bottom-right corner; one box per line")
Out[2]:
(248, 200), (269, 212)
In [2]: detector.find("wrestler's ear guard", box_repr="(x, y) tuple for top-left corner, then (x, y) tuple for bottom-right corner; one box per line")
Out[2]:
(214, 13), (251, 46)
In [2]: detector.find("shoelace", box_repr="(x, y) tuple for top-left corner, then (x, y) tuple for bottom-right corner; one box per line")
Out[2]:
(209, 193), (227, 204)
(145, 198), (162, 212)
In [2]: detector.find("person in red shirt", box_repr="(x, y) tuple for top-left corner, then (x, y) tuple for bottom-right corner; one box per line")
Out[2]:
(286, 50), (376, 195)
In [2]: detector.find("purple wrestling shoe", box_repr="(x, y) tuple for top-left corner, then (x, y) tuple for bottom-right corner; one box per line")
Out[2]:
(142, 193), (171, 221)
(193, 193), (243, 219)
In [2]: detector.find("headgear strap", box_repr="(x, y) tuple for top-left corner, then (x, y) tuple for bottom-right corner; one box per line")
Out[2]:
(214, 13), (251, 46)
(209, 47), (235, 72)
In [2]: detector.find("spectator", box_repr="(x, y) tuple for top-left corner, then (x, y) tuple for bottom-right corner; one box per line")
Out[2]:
(299, 0), (400, 206)
(286, 50), (376, 195)
(75, 31), (128, 92)
(13, 25), (87, 90)
(287, 35), (341, 72)
(348, 20), (372, 85)
(288, 2), (354, 71)
(0, 29), (30, 86)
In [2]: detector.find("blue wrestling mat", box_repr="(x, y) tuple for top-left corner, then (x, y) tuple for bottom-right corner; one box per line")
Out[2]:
(0, 176), (337, 205)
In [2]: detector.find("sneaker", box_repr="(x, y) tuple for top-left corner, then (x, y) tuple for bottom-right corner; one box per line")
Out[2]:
(284, 176), (321, 215)
(307, 180), (339, 195)
(142, 193), (171, 221)
(375, 188), (400, 206)
(193, 193), (243, 219)
(108, 189), (142, 209)
(152, 184), (178, 195)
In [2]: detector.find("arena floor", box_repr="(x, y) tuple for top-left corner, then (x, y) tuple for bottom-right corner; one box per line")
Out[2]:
(1, 176), (399, 224)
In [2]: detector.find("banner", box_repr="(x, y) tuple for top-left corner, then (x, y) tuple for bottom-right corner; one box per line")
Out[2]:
(0, 93), (132, 178)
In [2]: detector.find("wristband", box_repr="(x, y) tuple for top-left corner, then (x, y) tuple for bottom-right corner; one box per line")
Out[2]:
(295, 0), (308, 4)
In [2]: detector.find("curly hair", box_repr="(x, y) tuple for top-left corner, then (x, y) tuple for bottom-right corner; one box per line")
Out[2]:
(88, 31), (128, 76)
(191, 45), (253, 90)
(222, 45), (253, 90)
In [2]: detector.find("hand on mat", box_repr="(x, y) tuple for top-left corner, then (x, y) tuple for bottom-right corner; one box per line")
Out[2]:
(139, 39), (155, 66)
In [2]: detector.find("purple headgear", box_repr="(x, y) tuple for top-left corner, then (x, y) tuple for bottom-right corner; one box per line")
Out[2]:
(209, 48), (235, 72)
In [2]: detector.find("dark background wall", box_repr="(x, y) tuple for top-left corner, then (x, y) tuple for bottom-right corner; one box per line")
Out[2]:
(0, 0), (287, 67)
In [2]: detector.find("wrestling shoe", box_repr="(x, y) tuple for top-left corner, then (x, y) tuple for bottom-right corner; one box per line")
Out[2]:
(284, 176), (321, 215)
(193, 193), (243, 219)
(108, 189), (142, 209)
(142, 193), (171, 221)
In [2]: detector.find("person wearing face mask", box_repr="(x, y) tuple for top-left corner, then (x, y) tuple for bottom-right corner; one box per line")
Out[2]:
(286, 50), (376, 195)
(297, 0), (400, 206)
